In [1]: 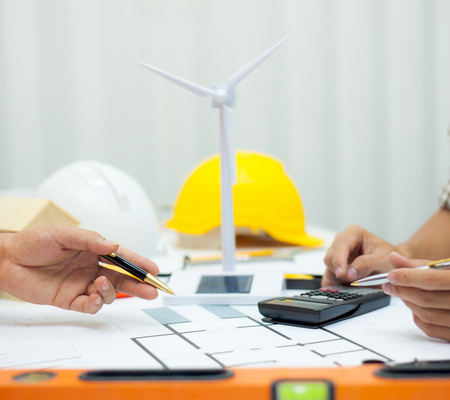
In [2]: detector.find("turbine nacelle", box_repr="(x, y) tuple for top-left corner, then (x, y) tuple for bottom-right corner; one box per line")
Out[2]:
(211, 84), (235, 108)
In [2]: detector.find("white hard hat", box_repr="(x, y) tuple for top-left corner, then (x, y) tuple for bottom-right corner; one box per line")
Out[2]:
(36, 160), (160, 258)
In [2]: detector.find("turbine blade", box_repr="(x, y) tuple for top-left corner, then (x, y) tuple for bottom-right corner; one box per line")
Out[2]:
(222, 105), (237, 185)
(228, 36), (289, 88)
(140, 62), (215, 97)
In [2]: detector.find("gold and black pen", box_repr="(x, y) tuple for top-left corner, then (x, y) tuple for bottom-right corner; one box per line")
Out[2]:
(102, 253), (175, 295)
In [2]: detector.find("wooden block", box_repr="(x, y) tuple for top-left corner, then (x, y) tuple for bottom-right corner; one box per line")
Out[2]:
(0, 196), (80, 233)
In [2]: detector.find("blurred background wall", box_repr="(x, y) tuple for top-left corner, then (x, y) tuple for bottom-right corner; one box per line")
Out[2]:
(0, 0), (449, 245)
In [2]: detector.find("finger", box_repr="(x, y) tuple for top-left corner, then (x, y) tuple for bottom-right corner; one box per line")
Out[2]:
(69, 292), (103, 314)
(389, 252), (429, 269)
(116, 278), (159, 300)
(324, 225), (377, 281)
(411, 313), (450, 341)
(86, 281), (97, 296)
(128, 281), (159, 300)
(350, 252), (391, 273)
(323, 235), (354, 279)
(114, 247), (160, 276)
(383, 283), (450, 309)
(321, 268), (346, 287)
(93, 276), (116, 305)
(388, 268), (450, 291)
(324, 252), (376, 283)
(402, 299), (450, 327)
(99, 267), (159, 301)
(48, 223), (120, 256)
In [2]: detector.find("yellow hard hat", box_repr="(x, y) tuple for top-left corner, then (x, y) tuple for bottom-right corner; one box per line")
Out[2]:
(167, 150), (323, 247)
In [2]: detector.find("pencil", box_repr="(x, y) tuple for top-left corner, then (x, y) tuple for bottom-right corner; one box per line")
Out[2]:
(102, 253), (175, 295)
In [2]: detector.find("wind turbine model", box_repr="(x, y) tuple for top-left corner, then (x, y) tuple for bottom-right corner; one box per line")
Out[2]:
(141, 37), (288, 274)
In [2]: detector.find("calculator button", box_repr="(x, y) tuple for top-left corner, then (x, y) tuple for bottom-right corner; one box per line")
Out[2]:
(310, 295), (329, 300)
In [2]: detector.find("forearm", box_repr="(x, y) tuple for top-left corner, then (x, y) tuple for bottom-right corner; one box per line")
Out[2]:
(397, 208), (450, 260)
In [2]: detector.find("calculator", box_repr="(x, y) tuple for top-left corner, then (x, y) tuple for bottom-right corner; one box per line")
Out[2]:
(258, 286), (390, 328)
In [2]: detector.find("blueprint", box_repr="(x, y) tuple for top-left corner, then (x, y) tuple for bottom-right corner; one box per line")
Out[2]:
(0, 295), (448, 370)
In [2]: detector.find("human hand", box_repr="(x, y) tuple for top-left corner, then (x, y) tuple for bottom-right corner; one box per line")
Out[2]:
(0, 223), (159, 313)
(322, 225), (399, 286)
(382, 252), (450, 341)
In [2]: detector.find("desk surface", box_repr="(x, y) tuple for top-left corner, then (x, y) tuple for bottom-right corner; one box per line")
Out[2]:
(0, 239), (448, 372)
(1, 229), (450, 399)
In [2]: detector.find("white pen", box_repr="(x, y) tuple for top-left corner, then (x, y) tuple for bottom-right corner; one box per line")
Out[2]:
(351, 258), (450, 286)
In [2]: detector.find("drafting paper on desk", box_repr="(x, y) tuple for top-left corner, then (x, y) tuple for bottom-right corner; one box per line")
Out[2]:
(0, 297), (448, 370)
(324, 296), (449, 362)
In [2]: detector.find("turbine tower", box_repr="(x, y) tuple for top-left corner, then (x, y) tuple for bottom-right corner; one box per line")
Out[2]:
(141, 37), (289, 272)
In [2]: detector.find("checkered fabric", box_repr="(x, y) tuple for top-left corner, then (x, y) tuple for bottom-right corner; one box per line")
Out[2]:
(438, 126), (450, 210)
(438, 179), (450, 210)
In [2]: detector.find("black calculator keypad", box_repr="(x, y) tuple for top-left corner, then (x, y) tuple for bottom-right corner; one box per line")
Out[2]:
(299, 287), (382, 302)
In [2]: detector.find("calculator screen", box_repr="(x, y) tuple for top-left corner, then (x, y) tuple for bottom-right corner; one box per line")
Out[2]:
(196, 275), (253, 294)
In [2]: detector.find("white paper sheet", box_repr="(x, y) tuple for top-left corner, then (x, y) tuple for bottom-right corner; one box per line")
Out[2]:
(0, 294), (448, 371)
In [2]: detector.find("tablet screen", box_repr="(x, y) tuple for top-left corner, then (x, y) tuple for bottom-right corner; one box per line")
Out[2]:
(196, 275), (253, 294)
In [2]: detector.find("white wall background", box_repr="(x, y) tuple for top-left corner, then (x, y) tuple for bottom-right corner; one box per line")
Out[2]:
(0, 0), (449, 245)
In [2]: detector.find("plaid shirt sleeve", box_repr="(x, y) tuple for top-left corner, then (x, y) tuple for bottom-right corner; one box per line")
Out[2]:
(438, 179), (450, 210)
(438, 126), (450, 210)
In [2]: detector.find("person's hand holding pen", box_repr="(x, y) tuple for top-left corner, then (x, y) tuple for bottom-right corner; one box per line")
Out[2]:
(323, 223), (450, 341)
(379, 252), (450, 341)
(0, 223), (160, 314)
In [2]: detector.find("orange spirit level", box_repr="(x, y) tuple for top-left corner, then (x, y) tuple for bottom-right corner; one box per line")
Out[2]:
(2, 364), (450, 400)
